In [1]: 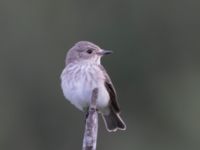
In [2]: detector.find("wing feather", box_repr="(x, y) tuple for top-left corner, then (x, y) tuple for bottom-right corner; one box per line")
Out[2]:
(99, 65), (120, 113)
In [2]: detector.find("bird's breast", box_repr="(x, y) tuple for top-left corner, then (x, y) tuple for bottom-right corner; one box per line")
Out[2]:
(61, 63), (109, 111)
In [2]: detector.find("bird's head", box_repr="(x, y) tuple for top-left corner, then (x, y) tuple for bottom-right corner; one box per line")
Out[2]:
(65, 41), (112, 64)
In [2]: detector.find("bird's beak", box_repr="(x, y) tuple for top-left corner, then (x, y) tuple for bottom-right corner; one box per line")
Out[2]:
(97, 49), (113, 56)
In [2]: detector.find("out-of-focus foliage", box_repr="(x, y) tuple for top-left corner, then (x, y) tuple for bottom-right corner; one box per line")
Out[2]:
(0, 0), (200, 150)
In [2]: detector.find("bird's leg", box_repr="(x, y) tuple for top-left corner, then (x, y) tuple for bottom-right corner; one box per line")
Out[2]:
(84, 107), (89, 121)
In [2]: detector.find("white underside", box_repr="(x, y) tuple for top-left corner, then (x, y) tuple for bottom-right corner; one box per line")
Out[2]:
(61, 62), (110, 114)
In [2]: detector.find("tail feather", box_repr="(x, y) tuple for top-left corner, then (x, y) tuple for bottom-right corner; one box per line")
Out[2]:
(102, 109), (126, 132)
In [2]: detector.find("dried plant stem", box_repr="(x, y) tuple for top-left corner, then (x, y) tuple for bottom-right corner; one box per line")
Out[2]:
(82, 88), (98, 150)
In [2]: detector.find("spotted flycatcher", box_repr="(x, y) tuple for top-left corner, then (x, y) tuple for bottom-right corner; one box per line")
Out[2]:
(60, 41), (126, 132)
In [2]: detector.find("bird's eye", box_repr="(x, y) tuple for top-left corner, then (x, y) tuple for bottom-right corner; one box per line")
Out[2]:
(87, 49), (93, 54)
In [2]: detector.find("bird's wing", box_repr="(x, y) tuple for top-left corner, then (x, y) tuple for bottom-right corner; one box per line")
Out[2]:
(99, 65), (120, 113)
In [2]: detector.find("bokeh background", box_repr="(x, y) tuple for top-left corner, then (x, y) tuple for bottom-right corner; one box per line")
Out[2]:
(1, 0), (200, 150)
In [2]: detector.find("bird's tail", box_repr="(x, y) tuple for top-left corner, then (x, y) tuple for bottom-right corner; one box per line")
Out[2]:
(102, 109), (126, 132)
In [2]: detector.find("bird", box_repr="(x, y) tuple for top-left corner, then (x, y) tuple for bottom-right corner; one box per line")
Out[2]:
(60, 41), (126, 132)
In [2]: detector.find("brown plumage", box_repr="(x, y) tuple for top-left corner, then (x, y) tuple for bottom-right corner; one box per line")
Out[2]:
(61, 41), (126, 132)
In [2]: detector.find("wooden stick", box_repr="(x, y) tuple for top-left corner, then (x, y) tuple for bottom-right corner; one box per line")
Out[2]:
(82, 88), (98, 150)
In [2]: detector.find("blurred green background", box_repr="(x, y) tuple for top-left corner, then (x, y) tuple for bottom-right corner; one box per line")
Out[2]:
(1, 0), (200, 150)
